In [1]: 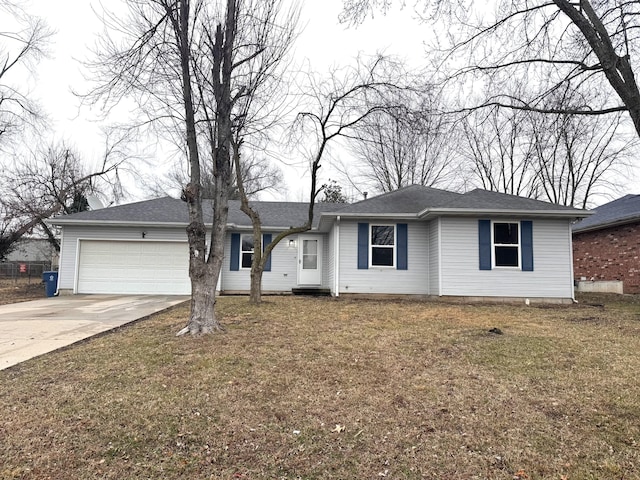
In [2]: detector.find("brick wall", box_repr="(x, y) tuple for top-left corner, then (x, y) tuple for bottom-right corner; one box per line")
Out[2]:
(573, 222), (640, 294)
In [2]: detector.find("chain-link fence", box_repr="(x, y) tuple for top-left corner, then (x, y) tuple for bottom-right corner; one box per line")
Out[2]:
(0, 262), (53, 281)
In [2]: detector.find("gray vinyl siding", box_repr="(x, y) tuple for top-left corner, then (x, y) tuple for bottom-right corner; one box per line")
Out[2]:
(221, 232), (331, 292)
(58, 226), (188, 290)
(439, 217), (573, 298)
(338, 220), (429, 295)
(428, 219), (440, 296)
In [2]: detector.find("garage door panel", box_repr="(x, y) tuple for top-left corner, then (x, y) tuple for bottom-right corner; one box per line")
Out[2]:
(77, 240), (191, 295)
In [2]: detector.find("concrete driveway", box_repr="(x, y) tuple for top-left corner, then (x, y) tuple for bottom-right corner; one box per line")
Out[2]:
(0, 294), (189, 370)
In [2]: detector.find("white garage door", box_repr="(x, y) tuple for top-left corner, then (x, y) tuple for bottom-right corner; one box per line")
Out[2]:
(77, 240), (191, 295)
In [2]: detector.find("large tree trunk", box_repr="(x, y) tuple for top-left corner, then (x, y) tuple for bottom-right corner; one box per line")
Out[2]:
(174, 0), (227, 335)
(249, 263), (264, 304)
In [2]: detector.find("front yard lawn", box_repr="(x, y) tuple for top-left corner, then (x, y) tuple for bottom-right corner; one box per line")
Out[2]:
(1, 295), (639, 479)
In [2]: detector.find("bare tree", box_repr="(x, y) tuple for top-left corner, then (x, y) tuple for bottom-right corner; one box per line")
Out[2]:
(235, 55), (407, 304)
(0, 1), (53, 149)
(341, 1), (640, 139)
(530, 106), (634, 208)
(347, 102), (456, 193)
(460, 107), (540, 199)
(86, 0), (299, 333)
(145, 153), (283, 199)
(0, 138), (127, 259)
(458, 91), (634, 207)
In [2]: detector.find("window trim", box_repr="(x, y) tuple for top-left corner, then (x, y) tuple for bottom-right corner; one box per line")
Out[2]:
(491, 220), (520, 269)
(240, 234), (254, 270)
(369, 224), (396, 268)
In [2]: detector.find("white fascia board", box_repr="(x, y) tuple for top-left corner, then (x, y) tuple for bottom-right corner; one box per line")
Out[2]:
(47, 219), (189, 227)
(319, 212), (418, 223)
(418, 208), (592, 219)
(226, 224), (310, 232)
(50, 219), (306, 232)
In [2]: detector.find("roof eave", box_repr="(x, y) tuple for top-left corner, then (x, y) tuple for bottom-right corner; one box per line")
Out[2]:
(419, 208), (592, 219)
(50, 218), (320, 231)
(48, 219), (190, 227)
(573, 216), (640, 234)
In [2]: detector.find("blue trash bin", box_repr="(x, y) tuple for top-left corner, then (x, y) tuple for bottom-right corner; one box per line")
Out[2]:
(42, 271), (58, 297)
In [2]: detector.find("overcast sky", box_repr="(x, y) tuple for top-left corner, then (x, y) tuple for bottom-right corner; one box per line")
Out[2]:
(24, 0), (430, 202)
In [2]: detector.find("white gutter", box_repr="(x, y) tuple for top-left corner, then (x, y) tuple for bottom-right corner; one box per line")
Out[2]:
(418, 207), (592, 219)
(48, 219), (190, 227)
(48, 219), (299, 231)
(437, 217), (442, 297)
(569, 221), (576, 302)
(334, 216), (340, 297)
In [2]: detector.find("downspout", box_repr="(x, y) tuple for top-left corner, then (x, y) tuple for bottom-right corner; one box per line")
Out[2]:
(55, 228), (63, 296)
(569, 221), (577, 303)
(437, 217), (443, 296)
(335, 216), (340, 297)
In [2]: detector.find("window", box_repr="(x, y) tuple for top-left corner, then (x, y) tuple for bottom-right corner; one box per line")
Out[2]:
(370, 225), (395, 267)
(241, 234), (254, 268)
(493, 222), (519, 268)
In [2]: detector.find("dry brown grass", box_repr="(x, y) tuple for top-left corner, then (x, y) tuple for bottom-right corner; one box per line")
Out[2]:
(0, 277), (45, 305)
(1, 294), (640, 479)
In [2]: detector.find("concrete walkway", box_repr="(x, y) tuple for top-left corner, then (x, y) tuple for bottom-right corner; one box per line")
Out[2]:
(0, 295), (189, 370)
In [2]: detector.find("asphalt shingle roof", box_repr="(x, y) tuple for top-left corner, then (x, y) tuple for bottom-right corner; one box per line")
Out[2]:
(51, 197), (343, 228)
(331, 185), (583, 215)
(334, 185), (463, 214)
(572, 194), (640, 233)
(51, 185), (587, 227)
(445, 189), (582, 211)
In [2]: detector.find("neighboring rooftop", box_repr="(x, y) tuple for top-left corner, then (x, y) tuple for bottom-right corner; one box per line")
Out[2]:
(573, 194), (640, 233)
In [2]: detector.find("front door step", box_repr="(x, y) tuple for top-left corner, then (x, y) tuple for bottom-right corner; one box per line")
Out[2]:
(291, 288), (331, 296)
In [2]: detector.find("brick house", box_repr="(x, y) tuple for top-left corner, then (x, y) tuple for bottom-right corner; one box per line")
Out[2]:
(572, 194), (640, 293)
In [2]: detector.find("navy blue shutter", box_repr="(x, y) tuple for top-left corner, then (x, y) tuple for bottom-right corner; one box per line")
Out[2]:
(397, 223), (408, 270)
(478, 219), (492, 270)
(230, 233), (240, 271)
(262, 233), (272, 272)
(357, 223), (369, 269)
(520, 220), (534, 271)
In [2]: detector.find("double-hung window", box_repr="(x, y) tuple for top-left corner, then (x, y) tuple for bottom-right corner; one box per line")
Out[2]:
(370, 225), (395, 267)
(241, 234), (254, 269)
(493, 222), (519, 268)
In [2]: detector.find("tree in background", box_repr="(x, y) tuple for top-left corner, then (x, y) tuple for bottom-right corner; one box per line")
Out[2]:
(0, 1), (52, 151)
(460, 107), (540, 199)
(458, 90), (635, 207)
(145, 155), (283, 200)
(341, 0), (640, 201)
(319, 179), (348, 203)
(530, 104), (634, 209)
(0, 138), (127, 259)
(341, 1), (640, 138)
(347, 103), (457, 193)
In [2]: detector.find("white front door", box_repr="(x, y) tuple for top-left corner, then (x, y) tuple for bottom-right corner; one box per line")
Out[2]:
(297, 235), (323, 286)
